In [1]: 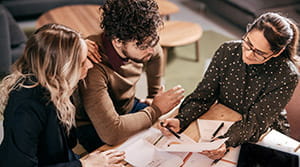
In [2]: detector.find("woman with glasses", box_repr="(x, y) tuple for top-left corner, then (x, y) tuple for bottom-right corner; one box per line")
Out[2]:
(0, 23), (125, 167)
(159, 12), (299, 160)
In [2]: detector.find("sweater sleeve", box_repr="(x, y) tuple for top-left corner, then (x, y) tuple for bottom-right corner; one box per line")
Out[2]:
(79, 66), (162, 146)
(0, 101), (82, 167)
(223, 75), (298, 147)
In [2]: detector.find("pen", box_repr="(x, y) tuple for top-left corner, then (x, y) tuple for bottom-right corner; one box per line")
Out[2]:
(153, 135), (164, 145)
(211, 148), (230, 165)
(160, 122), (181, 139)
(211, 122), (224, 139)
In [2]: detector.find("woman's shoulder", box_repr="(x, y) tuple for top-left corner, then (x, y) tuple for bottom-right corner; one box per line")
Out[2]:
(8, 85), (51, 116)
(213, 40), (242, 62)
(219, 40), (242, 48)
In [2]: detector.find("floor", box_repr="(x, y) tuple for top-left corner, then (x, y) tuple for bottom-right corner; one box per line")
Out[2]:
(136, 0), (244, 98)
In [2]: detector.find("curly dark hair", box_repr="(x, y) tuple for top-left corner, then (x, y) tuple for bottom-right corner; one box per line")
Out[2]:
(100, 0), (163, 47)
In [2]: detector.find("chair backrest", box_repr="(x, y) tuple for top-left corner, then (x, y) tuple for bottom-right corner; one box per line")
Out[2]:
(285, 65), (300, 142)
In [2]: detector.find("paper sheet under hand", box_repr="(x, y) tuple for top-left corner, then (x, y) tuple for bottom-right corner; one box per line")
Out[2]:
(197, 119), (234, 142)
(157, 138), (228, 152)
(117, 128), (190, 167)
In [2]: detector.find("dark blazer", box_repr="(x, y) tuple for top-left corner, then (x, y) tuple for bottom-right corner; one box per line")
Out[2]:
(0, 81), (81, 167)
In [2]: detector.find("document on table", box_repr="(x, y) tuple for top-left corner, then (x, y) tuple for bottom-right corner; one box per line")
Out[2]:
(117, 128), (191, 167)
(256, 129), (300, 154)
(197, 119), (235, 142)
(116, 127), (229, 167)
(155, 138), (228, 152)
(197, 119), (240, 166)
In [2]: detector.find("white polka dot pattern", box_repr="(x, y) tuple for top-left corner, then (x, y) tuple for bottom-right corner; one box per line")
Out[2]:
(176, 41), (298, 147)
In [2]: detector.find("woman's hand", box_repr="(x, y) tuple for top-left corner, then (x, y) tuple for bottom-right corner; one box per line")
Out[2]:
(159, 118), (180, 136)
(80, 150), (125, 167)
(85, 39), (102, 64)
(200, 143), (227, 160)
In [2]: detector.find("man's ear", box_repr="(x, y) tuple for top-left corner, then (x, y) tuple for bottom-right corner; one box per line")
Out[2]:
(112, 38), (123, 48)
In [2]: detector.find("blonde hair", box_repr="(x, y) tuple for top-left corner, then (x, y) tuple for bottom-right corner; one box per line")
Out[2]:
(0, 24), (84, 133)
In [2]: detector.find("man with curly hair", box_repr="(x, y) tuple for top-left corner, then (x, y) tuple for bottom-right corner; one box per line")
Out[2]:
(76, 0), (185, 152)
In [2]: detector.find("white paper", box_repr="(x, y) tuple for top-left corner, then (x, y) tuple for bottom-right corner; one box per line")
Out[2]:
(257, 129), (300, 154)
(197, 119), (234, 142)
(117, 128), (190, 167)
(197, 119), (241, 165)
(182, 153), (213, 167)
(157, 138), (228, 152)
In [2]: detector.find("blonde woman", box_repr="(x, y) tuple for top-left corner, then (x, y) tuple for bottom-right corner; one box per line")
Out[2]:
(0, 24), (125, 167)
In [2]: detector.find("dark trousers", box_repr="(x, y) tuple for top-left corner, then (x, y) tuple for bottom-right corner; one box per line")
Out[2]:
(77, 98), (148, 152)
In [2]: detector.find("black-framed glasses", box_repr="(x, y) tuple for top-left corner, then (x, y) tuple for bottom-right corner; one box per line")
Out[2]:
(242, 37), (274, 61)
(136, 36), (160, 50)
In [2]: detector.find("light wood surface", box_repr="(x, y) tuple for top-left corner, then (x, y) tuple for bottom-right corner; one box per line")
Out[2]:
(36, 5), (102, 38)
(94, 103), (241, 166)
(159, 20), (203, 68)
(156, 0), (179, 20)
(97, 103), (241, 151)
(36, 1), (179, 37)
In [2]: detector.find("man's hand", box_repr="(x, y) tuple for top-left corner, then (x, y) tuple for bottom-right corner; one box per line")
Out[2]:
(85, 39), (102, 63)
(152, 85), (184, 115)
(139, 98), (153, 106)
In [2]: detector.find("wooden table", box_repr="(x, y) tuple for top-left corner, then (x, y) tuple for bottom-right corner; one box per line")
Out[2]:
(36, 1), (179, 37)
(159, 21), (203, 75)
(156, 0), (179, 20)
(36, 5), (102, 38)
(97, 103), (242, 155)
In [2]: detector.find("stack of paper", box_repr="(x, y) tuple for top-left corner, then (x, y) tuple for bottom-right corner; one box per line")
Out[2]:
(117, 126), (230, 167)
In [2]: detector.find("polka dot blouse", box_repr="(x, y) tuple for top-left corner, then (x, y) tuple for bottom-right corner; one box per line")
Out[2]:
(176, 40), (299, 147)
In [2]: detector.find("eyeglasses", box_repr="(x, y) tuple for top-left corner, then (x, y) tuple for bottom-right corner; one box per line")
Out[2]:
(136, 36), (160, 50)
(242, 37), (274, 62)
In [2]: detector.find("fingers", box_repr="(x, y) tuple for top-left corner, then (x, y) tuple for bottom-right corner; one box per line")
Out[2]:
(89, 150), (101, 156)
(103, 150), (125, 164)
(200, 144), (227, 160)
(200, 150), (222, 160)
(164, 85), (184, 105)
(85, 39), (102, 63)
(159, 119), (180, 136)
(156, 85), (165, 96)
(165, 85), (184, 95)
(110, 164), (125, 167)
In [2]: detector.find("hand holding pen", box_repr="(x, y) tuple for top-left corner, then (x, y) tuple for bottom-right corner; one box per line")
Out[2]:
(200, 122), (227, 161)
(159, 118), (181, 138)
(160, 122), (181, 139)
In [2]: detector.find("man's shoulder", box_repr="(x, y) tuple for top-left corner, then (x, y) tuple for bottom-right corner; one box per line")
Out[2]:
(87, 32), (104, 45)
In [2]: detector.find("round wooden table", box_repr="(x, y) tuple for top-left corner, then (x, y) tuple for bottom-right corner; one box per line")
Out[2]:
(159, 21), (203, 62)
(36, 4), (102, 37)
(36, 1), (180, 37)
(156, 0), (179, 20)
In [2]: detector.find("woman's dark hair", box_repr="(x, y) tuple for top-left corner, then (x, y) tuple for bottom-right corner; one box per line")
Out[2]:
(246, 12), (299, 63)
(100, 0), (163, 47)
